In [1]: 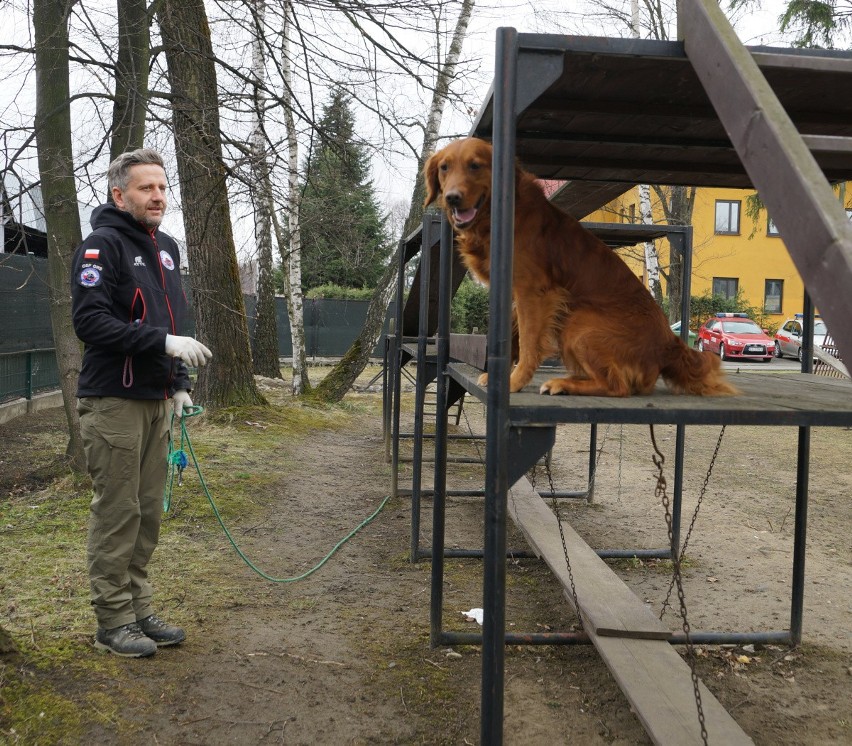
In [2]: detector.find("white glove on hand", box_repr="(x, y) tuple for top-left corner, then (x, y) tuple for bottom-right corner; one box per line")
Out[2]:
(172, 389), (193, 419)
(165, 334), (212, 368)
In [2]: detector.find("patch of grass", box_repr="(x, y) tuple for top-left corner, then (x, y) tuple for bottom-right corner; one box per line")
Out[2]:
(0, 393), (373, 740)
(0, 657), (123, 744)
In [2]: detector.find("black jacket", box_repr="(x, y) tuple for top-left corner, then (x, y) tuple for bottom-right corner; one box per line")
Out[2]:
(71, 204), (192, 399)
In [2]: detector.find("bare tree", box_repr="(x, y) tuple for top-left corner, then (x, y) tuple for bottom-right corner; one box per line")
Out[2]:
(311, 0), (476, 403)
(157, 0), (265, 406)
(32, 0), (85, 470)
(248, 0), (283, 379)
(279, 0), (310, 394)
(108, 0), (149, 164)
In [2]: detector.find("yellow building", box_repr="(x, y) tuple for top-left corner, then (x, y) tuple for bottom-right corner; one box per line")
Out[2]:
(587, 184), (851, 330)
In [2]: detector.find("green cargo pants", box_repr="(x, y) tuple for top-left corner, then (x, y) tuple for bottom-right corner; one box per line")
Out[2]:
(77, 397), (170, 629)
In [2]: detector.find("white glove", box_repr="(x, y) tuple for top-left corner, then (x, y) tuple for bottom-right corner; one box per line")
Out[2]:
(165, 334), (212, 368)
(172, 390), (193, 419)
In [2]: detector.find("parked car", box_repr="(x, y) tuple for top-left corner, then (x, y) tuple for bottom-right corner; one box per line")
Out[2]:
(670, 320), (697, 348)
(697, 313), (773, 362)
(774, 315), (828, 361)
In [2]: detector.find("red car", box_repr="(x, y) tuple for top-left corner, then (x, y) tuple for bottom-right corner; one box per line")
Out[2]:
(697, 313), (774, 362)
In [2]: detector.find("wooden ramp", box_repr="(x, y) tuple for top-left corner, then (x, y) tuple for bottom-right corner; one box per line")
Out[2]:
(508, 477), (753, 745)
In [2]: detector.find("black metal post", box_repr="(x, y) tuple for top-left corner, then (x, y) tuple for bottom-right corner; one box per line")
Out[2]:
(672, 425), (686, 550)
(391, 239), (408, 493)
(672, 228), (694, 550)
(410, 218), (433, 562)
(26, 351), (33, 401)
(429, 214), (454, 646)
(802, 291), (815, 374)
(482, 26), (518, 746)
(791, 424), (810, 645)
(586, 423), (597, 502)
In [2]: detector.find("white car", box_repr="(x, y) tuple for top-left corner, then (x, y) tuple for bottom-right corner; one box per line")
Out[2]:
(774, 316), (828, 361)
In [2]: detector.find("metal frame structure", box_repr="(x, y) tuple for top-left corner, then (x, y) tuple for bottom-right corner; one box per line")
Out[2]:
(414, 10), (852, 744)
(387, 217), (686, 566)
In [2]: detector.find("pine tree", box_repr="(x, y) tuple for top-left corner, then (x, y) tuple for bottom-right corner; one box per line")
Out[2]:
(299, 87), (390, 290)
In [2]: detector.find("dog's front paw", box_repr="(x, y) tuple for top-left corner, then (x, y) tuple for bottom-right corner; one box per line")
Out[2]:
(477, 372), (488, 387)
(540, 378), (571, 395)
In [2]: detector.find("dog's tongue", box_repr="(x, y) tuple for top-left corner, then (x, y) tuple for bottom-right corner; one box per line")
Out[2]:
(454, 207), (478, 224)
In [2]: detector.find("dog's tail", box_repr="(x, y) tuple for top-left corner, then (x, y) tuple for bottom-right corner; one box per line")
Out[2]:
(661, 340), (740, 396)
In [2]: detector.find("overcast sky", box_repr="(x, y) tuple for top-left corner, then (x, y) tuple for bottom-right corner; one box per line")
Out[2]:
(0, 0), (800, 252)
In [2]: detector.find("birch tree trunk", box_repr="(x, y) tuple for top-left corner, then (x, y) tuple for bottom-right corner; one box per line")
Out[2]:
(280, 0), (310, 395)
(638, 183), (662, 303)
(631, 0), (662, 303)
(249, 0), (282, 379)
(158, 0), (265, 407)
(403, 0), (475, 238)
(33, 0), (85, 471)
(312, 0), (475, 403)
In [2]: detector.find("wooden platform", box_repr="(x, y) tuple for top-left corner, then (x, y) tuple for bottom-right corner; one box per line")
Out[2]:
(449, 364), (852, 428)
(507, 476), (754, 746)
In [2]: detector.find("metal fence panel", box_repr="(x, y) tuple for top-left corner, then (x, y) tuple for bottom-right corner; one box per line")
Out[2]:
(0, 254), (53, 352)
(0, 264), (398, 400)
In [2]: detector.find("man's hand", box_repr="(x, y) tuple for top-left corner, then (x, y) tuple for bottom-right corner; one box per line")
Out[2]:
(165, 334), (212, 368)
(172, 390), (193, 419)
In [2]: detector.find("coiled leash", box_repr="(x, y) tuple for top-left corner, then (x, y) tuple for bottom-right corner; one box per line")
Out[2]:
(164, 405), (390, 582)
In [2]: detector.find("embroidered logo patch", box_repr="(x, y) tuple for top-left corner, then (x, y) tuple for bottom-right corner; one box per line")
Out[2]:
(134, 255), (146, 268)
(79, 267), (101, 287)
(84, 248), (100, 260)
(159, 250), (175, 271)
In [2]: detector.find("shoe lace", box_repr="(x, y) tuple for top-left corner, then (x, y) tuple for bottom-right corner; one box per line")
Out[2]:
(123, 623), (149, 640)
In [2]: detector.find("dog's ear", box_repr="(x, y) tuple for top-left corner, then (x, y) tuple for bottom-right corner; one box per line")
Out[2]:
(423, 150), (442, 207)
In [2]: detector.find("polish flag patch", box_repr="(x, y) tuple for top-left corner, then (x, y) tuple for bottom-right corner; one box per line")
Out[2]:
(84, 248), (100, 260)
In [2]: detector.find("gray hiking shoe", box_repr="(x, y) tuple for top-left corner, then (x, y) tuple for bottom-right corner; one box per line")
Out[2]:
(94, 622), (157, 658)
(137, 614), (186, 646)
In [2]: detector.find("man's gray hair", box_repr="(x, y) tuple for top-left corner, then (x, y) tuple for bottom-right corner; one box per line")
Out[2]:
(108, 148), (165, 192)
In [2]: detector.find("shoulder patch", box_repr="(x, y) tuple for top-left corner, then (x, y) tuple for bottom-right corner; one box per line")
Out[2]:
(84, 248), (100, 260)
(78, 267), (102, 288)
(159, 250), (175, 271)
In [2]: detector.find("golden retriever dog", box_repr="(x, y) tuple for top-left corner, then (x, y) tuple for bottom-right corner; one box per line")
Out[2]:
(424, 137), (738, 397)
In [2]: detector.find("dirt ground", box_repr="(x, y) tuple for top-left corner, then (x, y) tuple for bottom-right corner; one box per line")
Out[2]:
(1, 367), (850, 745)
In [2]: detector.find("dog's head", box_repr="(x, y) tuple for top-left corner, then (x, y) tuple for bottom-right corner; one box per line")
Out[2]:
(423, 138), (492, 230)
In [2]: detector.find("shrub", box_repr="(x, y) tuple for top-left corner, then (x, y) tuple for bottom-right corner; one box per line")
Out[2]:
(681, 290), (778, 335)
(451, 276), (490, 334)
(304, 284), (374, 300)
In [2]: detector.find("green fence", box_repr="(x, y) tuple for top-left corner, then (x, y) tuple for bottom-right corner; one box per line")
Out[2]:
(0, 253), (397, 402)
(0, 348), (60, 404)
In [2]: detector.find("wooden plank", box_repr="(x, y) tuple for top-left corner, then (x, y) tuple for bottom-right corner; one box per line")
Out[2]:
(507, 476), (670, 639)
(507, 476), (754, 745)
(594, 636), (754, 745)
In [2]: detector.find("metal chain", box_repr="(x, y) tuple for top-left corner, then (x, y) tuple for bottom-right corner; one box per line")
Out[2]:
(649, 425), (708, 746)
(659, 426), (727, 620)
(529, 457), (584, 630)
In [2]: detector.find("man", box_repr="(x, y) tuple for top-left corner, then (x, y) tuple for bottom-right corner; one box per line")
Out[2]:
(71, 148), (212, 658)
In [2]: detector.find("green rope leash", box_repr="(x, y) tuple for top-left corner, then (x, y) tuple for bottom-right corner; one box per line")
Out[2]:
(164, 405), (390, 583)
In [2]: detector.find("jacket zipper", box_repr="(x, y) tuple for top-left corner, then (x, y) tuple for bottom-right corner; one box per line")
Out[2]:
(151, 229), (179, 400)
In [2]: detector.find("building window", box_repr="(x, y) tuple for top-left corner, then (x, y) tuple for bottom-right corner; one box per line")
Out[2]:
(767, 216), (780, 236)
(715, 200), (741, 235)
(764, 279), (783, 313)
(712, 277), (739, 299)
